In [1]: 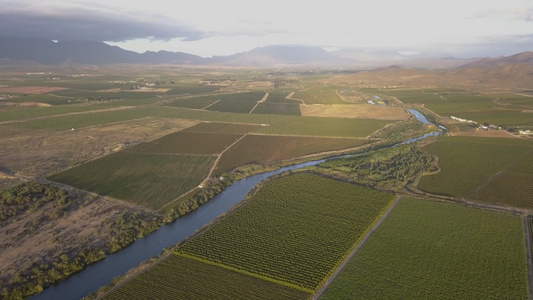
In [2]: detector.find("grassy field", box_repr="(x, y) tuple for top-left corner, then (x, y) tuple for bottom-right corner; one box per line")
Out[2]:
(176, 173), (396, 290)
(321, 197), (529, 299)
(214, 134), (368, 174)
(418, 136), (533, 198)
(103, 254), (311, 300)
(48, 152), (215, 210)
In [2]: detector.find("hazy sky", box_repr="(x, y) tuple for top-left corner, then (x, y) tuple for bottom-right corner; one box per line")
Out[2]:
(1, 0), (533, 57)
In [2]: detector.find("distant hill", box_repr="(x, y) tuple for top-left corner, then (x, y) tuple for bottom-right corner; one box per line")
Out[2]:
(459, 51), (533, 69)
(0, 37), (531, 74)
(0, 38), (202, 65)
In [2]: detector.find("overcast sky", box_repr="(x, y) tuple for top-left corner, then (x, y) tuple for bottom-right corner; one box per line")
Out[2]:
(1, 0), (533, 58)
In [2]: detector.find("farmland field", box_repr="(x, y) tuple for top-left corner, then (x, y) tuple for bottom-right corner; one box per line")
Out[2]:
(48, 152), (215, 209)
(128, 131), (244, 155)
(466, 149), (533, 209)
(300, 104), (410, 120)
(359, 88), (445, 104)
(204, 99), (258, 113)
(251, 102), (301, 115)
(320, 197), (529, 299)
(257, 116), (391, 138)
(291, 90), (347, 104)
(166, 95), (220, 109)
(181, 122), (263, 134)
(0, 102), (121, 122)
(213, 134), (369, 174)
(103, 254), (311, 300)
(263, 91), (293, 103)
(176, 173), (396, 290)
(467, 173), (533, 209)
(6, 106), (175, 131)
(418, 136), (533, 197)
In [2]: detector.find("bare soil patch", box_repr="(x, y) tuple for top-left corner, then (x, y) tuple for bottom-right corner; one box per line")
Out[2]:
(0, 86), (66, 94)
(300, 104), (410, 120)
(0, 196), (126, 274)
(0, 118), (197, 183)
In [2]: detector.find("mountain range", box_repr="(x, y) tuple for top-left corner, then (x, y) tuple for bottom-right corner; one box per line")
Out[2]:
(0, 37), (532, 70)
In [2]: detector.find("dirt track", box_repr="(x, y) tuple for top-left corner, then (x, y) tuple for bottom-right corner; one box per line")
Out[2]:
(312, 195), (403, 299)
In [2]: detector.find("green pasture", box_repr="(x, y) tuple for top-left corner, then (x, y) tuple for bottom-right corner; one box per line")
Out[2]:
(321, 197), (529, 299)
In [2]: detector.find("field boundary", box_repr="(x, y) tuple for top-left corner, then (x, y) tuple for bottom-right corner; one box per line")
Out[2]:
(312, 195), (402, 299)
(248, 92), (269, 114)
(524, 217), (533, 300)
(174, 252), (314, 293)
(201, 99), (220, 110)
(157, 134), (248, 212)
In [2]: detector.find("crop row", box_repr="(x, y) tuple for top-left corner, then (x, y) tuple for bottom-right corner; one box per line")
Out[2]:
(128, 131), (245, 155)
(468, 173), (533, 209)
(321, 197), (529, 299)
(292, 90), (347, 104)
(418, 136), (532, 198)
(214, 134), (368, 174)
(176, 173), (396, 290)
(103, 254), (311, 300)
(48, 152), (216, 210)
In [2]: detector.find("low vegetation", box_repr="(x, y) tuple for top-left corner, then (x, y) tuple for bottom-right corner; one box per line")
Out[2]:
(0, 182), (163, 299)
(102, 254), (311, 300)
(418, 136), (533, 197)
(2, 66), (532, 300)
(321, 197), (529, 299)
(214, 134), (369, 174)
(310, 145), (433, 191)
(176, 173), (396, 291)
(48, 152), (216, 210)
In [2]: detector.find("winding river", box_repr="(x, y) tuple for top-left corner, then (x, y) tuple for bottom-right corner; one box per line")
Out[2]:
(32, 109), (442, 300)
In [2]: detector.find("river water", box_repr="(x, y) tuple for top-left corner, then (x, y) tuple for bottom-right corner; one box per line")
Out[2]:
(32, 109), (442, 300)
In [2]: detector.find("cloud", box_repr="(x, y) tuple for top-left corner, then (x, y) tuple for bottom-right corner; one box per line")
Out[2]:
(0, 5), (206, 42)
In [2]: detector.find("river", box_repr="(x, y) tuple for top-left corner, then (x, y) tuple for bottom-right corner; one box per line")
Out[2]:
(31, 109), (442, 300)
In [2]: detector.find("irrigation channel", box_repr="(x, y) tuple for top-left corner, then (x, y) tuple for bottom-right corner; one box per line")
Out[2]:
(32, 109), (443, 300)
